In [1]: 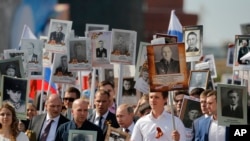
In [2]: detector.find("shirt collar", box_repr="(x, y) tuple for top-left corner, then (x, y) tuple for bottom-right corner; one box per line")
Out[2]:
(46, 113), (60, 123)
(96, 110), (109, 120)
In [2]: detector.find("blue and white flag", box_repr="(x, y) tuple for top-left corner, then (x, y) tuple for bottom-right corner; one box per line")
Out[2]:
(167, 10), (183, 42)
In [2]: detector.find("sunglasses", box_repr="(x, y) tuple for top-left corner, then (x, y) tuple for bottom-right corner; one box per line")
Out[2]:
(63, 97), (75, 102)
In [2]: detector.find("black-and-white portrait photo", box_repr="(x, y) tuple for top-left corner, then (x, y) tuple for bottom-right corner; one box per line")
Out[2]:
(2, 76), (28, 113)
(180, 98), (202, 129)
(96, 40), (107, 58)
(217, 84), (248, 126)
(154, 45), (180, 75)
(112, 33), (130, 56)
(48, 23), (66, 45)
(54, 55), (72, 76)
(104, 69), (114, 84)
(221, 89), (243, 118)
(237, 39), (250, 65)
(0, 57), (24, 78)
(122, 78), (136, 96)
(185, 31), (199, 52)
(189, 71), (208, 92)
(110, 29), (137, 65)
(69, 41), (88, 63)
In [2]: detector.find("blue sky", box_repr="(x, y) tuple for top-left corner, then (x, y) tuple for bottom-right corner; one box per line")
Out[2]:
(184, 0), (250, 47)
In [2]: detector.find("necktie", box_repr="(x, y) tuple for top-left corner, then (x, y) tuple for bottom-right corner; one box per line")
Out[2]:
(40, 119), (54, 141)
(125, 128), (130, 133)
(231, 106), (234, 111)
(98, 116), (103, 129)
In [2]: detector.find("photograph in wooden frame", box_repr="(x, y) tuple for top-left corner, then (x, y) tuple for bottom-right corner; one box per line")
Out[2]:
(68, 130), (97, 141)
(105, 124), (130, 141)
(188, 70), (209, 93)
(147, 43), (188, 92)
(179, 95), (202, 129)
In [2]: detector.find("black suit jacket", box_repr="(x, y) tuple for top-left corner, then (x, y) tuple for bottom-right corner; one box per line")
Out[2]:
(155, 58), (180, 74)
(49, 31), (65, 44)
(222, 105), (243, 118)
(87, 111), (119, 136)
(29, 53), (38, 62)
(96, 48), (107, 57)
(28, 114), (69, 141)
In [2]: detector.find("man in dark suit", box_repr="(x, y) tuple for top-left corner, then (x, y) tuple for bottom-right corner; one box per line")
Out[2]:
(88, 89), (119, 136)
(55, 98), (104, 141)
(186, 31), (199, 52)
(96, 40), (107, 58)
(155, 45), (180, 74)
(222, 89), (243, 118)
(54, 55), (72, 76)
(28, 94), (69, 141)
(49, 24), (65, 45)
(116, 104), (136, 135)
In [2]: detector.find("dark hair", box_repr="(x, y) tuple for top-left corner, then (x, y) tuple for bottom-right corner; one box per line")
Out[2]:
(5, 64), (16, 71)
(0, 102), (19, 138)
(98, 80), (115, 89)
(187, 31), (197, 38)
(95, 89), (110, 98)
(190, 88), (205, 97)
(227, 89), (239, 97)
(65, 87), (81, 99)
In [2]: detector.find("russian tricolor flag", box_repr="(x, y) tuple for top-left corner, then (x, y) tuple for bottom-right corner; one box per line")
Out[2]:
(167, 10), (183, 42)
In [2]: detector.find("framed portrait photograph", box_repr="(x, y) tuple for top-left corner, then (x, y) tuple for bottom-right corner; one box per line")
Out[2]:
(0, 75), (28, 120)
(188, 70), (209, 93)
(122, 77), (139, 106)
(155, 33), (177, 44)
(183, 25), (203, 62)
(45, 19), (73, 53)
(105, 125), (130, 141)
(87, 31), (112, 67)
(68, 130), (97, 141)
(226, 47), (235, 67)
(52, 53), (76, 84)
(147, 43), (188, 92)
(42, 48), (54, 67)
(20, 39), (43, 72)
(233, 35), (250, 70)
(217, 84), (248, 126)
(0, 57), (24, 78)
(134, 42), (150, 94)
(202, 54), (217, 78)
(68, 38), (92, 71)
(3, 49), (28, 77)
(103, 67), (115, 85)
(179, 95), (202, 129)
(110, 29), (137, 65)
(85, 23), (109, 32)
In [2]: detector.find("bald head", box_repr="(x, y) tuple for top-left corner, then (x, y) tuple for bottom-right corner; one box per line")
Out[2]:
(45, 94), (63, 118)
(72, 98), (89, 126)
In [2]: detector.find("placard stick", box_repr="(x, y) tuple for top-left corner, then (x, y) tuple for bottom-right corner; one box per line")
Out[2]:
(79, 71), (82, 91)
(116, 64), (124, 107)
(90, 68), (96, 109)
(191, 61), (195, 70)
(169, 91), (176, 130)
(39, 68), (45, 114)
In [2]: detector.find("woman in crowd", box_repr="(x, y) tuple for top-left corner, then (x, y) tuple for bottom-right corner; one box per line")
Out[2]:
(0, 102), (29, 141)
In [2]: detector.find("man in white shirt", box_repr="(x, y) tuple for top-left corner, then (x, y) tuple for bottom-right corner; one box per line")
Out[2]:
(131, 92), (186, 141)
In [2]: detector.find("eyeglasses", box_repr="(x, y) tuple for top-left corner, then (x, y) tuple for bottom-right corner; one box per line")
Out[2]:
(63, 97), (75, 102)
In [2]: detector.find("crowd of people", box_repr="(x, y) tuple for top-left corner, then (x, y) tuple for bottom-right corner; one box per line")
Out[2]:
(0, 76), (250, 141)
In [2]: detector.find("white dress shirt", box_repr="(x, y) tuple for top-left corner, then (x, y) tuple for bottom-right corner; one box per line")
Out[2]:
(40, 114), (60, 141)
